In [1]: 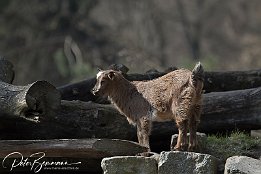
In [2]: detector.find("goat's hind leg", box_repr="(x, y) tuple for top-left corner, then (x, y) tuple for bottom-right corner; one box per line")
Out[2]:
(188, 105), (201, 151)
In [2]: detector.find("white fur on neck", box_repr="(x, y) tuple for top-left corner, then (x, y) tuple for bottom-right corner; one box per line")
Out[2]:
(96, 71), (103, 79)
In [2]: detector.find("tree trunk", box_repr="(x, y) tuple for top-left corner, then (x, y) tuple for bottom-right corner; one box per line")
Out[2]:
(58, 68), (261, 102)
(1, 87), (260, 141)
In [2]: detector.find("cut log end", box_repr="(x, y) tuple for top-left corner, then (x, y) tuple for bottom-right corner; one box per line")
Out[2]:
(0, 80), (61, 122)
(23, 81), (61, 121)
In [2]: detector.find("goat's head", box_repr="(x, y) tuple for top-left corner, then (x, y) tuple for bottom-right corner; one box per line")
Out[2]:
(92, 70), (119, 96)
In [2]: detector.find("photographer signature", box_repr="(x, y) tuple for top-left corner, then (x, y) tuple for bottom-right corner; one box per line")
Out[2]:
(2, 152), (81, 173)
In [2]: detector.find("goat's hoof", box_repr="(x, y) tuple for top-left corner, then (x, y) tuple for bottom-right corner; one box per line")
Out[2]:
(136, 152), (149, 157)
(188, 146), (194, 152)
(173, 146), (182, 151)
(173, 144), (188, 151)
(149, 152), (160, 162)
(170, 145), (177, 151)
(188, 144), (199, 152)
(188, 148), (193, 152)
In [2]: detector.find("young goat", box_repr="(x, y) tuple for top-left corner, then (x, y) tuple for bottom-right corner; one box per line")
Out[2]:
(92, 62), (204, 152)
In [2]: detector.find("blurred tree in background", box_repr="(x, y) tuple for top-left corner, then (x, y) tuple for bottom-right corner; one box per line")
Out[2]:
(0, 0), (261, 86)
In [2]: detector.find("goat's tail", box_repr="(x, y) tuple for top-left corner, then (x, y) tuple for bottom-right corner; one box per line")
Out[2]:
(191, 62), (204, 87)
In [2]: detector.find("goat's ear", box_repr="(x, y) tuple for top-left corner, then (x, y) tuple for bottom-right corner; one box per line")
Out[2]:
(108, 72), (115, 80)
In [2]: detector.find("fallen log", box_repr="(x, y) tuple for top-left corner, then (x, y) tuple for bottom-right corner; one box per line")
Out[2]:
(0, 87), (260, 141)
(0, 139), (147, 173)
(204, 70), (261, 92)
(0, 101), (136, 140)
(58, 66), (261, 102)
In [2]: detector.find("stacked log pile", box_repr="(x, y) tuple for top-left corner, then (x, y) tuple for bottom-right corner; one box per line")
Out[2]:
(0, 59), (260, 140)
(0, 58), (260, 173)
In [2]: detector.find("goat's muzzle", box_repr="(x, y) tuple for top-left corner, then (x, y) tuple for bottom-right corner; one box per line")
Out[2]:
(91, 88), (98, 95)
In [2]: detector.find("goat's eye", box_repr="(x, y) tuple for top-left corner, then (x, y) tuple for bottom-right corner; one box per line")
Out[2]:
(101, 80), (105, 85)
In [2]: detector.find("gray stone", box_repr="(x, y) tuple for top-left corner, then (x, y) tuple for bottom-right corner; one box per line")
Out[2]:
(158, 151), (218, 174)
(170, 132), (207, 151)
(101, 156), (158, 174)
(224, 156), (261, 174)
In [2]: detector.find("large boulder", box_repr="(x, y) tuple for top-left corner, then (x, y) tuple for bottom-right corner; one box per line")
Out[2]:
(158, 151), (218, 174)
(224, 156), (261, 174)
(101, 156), (158, 174)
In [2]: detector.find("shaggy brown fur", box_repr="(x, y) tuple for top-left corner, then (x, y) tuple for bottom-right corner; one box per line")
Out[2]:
(92, 62), (204, 152)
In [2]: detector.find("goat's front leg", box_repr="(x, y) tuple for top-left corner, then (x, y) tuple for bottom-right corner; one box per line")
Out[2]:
(137, 116), (151, 152)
